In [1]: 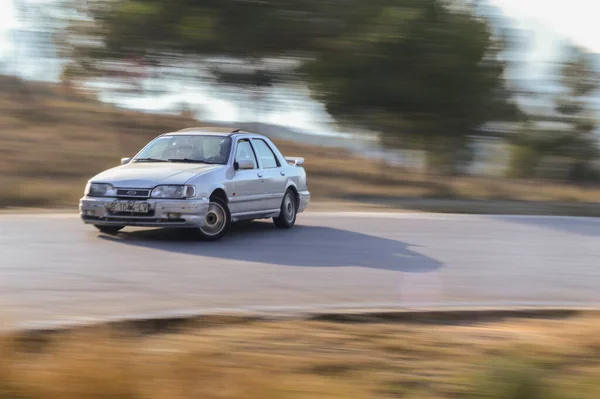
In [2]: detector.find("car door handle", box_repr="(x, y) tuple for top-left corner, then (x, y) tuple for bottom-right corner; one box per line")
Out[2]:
(257, 173), (263, 178)
(280, 171), (285, 176)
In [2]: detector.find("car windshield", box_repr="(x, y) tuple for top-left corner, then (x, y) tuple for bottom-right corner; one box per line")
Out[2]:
(134, 135), (232, 164)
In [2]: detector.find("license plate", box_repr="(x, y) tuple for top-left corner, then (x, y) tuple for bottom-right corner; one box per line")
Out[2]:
(108, 201), (149, 213)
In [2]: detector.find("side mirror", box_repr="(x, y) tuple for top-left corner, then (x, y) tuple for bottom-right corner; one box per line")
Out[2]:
(234, 159), (254, 170)
(121, 157), (132, 165)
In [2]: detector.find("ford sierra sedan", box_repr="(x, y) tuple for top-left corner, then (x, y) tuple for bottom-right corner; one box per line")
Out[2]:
(79, 127), (310, 240)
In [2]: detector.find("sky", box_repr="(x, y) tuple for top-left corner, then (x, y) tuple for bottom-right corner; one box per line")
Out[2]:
(489, 0), (600, 54)
(1, 0), (600, 132)
(0, 0), (18, 59)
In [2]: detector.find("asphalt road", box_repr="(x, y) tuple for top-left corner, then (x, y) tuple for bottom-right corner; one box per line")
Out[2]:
(1, 212), (600, 328)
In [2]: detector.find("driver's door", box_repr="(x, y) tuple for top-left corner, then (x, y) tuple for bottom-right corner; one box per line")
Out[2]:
(229, 139), (265, 216)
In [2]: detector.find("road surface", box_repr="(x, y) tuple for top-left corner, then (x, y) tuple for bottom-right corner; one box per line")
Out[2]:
(1, 212), (600, 328)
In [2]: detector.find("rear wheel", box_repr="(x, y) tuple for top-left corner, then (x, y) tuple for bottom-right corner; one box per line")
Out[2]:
(198, 197), (231, 241)
(94, 225), (124, 235)
(273, 189), (297, 229)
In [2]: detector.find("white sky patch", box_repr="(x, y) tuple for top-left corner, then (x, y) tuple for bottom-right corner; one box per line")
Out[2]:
(266, 110), (350, 138)
(98, 89), (240, 121)
(0, 0), (18, 58)
(491, 0), (600, 53)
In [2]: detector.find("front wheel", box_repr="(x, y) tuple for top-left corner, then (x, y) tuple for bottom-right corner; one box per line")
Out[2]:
(273, 190), (297, 229)
(94, 225), (124, 235)
(197, 198), (231, 241)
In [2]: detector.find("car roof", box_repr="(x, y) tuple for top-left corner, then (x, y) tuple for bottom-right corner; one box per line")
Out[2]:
(163, 127), (261, 138)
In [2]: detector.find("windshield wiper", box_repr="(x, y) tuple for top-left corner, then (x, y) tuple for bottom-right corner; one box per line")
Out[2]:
(134, 158), (168, 163)
(167, 158), (220, 164)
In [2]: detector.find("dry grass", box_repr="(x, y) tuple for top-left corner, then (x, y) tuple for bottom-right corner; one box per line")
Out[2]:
(2, 313), (600, 398)
(281, 140), (600, 204)
(0, 76), (200, 207)
(2, 75), (600, 209)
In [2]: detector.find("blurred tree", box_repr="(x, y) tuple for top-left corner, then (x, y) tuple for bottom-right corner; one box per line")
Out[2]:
(51, 0), (342, 78)
(47, 0), (346, 118)
(554, 46), (600, 181)
(508, 46), (599, 181)
(303, 0), (519, 173)
(46, 0), (519, 173)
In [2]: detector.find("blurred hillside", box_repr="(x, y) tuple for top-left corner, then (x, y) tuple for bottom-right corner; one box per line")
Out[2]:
(3, 75), (600, 212)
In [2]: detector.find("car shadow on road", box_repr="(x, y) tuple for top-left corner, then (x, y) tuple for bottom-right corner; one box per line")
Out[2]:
(98, 222), (443, 273)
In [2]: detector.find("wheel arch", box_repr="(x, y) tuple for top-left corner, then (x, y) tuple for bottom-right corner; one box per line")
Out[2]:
(209, 187), (228, 203)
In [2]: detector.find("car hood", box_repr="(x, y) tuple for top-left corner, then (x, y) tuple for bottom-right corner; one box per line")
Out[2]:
(91, 162), (224, 188)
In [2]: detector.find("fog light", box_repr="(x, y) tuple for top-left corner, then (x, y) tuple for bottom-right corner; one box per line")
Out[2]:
(84, 210), (96, 216)
(167, 213), (181, 219)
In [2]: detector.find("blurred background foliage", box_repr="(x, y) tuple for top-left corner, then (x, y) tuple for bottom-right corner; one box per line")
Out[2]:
(52, 0), (522, 174)
(6, 0), (600, 184)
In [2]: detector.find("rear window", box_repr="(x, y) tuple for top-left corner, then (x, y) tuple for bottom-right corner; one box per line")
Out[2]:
(252, 139), (280, 169)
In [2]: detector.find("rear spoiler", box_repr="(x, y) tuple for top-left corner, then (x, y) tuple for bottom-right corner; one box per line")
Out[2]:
(285, 157), (305, 166)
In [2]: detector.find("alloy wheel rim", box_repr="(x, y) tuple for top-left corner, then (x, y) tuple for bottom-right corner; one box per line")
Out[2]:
(200, 202), (227, 236)
(284, 194), (295, 223)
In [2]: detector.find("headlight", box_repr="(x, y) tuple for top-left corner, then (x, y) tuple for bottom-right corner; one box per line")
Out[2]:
(86, 183), (116, 197)
(151, 185), (196, 199)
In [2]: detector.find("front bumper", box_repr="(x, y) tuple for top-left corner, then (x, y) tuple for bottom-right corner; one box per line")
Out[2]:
(79, 196), (210, 228)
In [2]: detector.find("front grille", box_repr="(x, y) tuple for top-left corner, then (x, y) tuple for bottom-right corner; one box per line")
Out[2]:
(115, 188), (150, 198)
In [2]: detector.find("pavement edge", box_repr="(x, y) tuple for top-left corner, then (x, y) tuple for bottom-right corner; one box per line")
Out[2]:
(9, 306), (600, 337)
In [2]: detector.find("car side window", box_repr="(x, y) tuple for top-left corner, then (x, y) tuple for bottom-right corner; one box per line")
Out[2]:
(235, 139), (258, 169)
(252, 139), (280, 169)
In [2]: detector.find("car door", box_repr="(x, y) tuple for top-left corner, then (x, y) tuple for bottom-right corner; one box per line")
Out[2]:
(230, 138), (265, 215)
(251, 138), (286, 211)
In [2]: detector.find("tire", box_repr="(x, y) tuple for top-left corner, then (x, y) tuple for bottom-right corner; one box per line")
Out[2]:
(273, 189), (297, 229)
(94, 225), (124, 235)
(197, 197), (231, 241)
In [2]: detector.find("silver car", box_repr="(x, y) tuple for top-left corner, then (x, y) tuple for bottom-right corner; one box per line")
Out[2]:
(79, 127), (310, 240)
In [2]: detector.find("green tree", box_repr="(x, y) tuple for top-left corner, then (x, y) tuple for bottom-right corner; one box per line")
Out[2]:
(554, 46), (599, 180)
(303, 0), (519, 173)
(44, 0), (519, 174)
(51, 0), (341, 78)
(46, 0), (347, 114)
(508, 46), (599, 181)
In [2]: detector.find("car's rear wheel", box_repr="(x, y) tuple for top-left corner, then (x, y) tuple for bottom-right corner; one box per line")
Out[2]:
(94, 225), (124, 235)
(198, 197), (231, 241)
(273, 189), (297, 229)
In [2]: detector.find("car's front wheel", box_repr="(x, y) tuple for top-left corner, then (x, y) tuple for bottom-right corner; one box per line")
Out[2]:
(94, 225), (124, 235)
(273, 189), (297, 229)
(197, 198), (231, 241)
